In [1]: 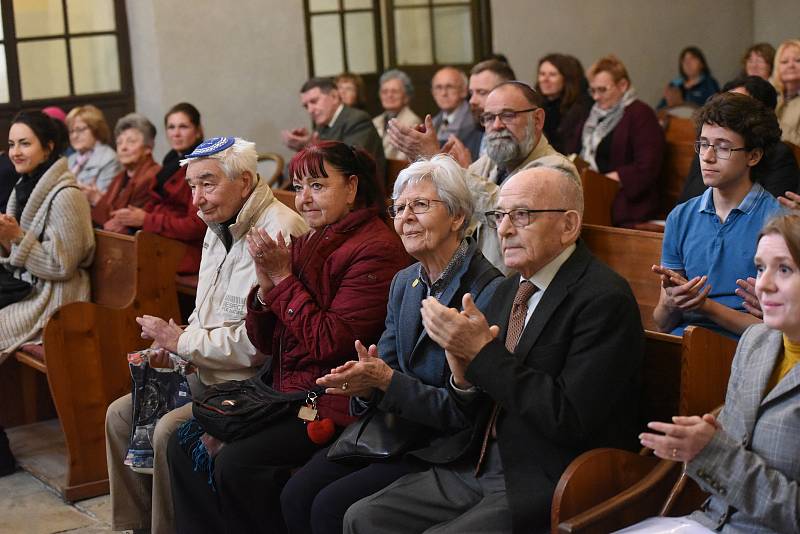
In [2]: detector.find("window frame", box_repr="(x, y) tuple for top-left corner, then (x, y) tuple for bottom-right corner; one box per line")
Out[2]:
(0, 0), (133, 129)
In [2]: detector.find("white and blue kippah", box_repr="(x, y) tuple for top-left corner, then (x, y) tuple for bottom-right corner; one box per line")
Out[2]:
(184, 136), (235, 159)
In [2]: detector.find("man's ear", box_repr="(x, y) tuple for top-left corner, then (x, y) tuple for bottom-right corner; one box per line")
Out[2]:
(746, 147), (764, 168)
(240, 170), (255, 197)
(561, 210), (581, 245)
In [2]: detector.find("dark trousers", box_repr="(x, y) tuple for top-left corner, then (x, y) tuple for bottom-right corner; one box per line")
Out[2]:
(281, 446), (420, 534)
(167, 416), (322, 534)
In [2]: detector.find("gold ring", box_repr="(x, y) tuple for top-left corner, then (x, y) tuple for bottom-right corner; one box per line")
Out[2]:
(671, 448), (678, 458)
(256, 252), (264, 258)
(341, 381), (349, 391)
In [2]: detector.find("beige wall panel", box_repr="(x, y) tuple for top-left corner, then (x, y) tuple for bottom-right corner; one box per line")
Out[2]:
(491, 0), (753, 108)
(126, 0), (309, 162)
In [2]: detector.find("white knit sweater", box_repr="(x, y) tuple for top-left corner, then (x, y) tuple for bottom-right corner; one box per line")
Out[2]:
(0, 157), (95, 358)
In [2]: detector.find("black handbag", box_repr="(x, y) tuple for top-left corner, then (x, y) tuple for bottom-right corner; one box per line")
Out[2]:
(192, 367), (319, 442)
(326, 409), (421, 462)
(0, 268), (33, 309)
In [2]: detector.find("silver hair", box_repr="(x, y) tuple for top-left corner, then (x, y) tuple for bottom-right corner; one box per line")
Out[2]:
(379, 69), (414, 99)
(180, 137), (258, 181)
(528, 158), (584, 217)
(392, 153), (474, 237)
(114, 113), (156, 147)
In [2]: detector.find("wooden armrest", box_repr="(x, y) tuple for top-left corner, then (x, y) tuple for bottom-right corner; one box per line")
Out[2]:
(556, 457), (682, 534)
(551, 448), (661, 533)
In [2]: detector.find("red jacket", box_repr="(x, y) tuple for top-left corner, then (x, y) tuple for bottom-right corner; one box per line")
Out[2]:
(142, 165), (206, 274)
(92, 155), (160, 226)
(245, 208), (408, 427)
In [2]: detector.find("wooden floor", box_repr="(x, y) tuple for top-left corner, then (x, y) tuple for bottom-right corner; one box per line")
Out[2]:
(3, 421), (123, 534)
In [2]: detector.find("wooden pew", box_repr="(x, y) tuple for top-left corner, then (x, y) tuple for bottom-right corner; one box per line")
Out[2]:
(660, 116), (695, 216)
(580, 168), (619, 227)
(386, 158), (408, 194)
(274, 189), (299, 213)
(581, 224), (662, 330)
(551, 325), (737, 534)
(7, 230), (184, 501)
(552, 222), (740, 533)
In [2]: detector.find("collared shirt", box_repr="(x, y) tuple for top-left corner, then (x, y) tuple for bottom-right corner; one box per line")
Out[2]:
(519, 243), (576, 327)
(417, 239), (469, 299)
(661, 182), (782, 337)
(327, 104), (345, 129)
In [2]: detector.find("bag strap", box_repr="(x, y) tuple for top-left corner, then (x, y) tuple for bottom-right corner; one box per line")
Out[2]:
(38, 184), (80, 241)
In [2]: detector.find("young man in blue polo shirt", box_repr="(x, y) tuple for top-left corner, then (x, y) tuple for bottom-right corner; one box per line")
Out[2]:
(653, 92), (783, 338)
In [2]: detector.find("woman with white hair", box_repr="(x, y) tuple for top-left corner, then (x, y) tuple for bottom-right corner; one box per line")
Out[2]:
(91, 113), (160, 228)
(373, 69), (422, 160)
(278, 153), (504, 534)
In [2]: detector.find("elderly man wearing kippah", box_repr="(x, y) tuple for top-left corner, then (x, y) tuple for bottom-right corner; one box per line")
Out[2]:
(104, 137), (307, 534)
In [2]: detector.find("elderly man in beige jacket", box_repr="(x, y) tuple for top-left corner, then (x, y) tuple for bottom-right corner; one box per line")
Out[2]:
(104, 137), (307, 534)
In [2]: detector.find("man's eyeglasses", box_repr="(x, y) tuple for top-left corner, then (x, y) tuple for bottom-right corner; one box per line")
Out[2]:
(388, 198), (446, 218)
(484, 209), (567, 228)
(693, 140), (748, 160)
(479, 108), (537, 127)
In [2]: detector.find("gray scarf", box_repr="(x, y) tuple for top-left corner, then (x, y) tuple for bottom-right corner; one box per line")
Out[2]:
(580, 88), (638, 171)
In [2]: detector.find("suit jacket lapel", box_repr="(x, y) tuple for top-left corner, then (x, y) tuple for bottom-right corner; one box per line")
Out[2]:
(511, 243), (590, 358)
(739, 331), (783, 432)
(761, 333), (800, 407)
(399, 274), (426, 365)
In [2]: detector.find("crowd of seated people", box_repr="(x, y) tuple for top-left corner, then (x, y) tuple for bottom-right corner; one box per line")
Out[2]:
(1, 35), (800, 534)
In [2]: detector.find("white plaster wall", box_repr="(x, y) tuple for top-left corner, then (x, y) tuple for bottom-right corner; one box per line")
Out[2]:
(125, 0), (309, 162)
(491, 0), (754, 108)
(753, 0), (800, 47)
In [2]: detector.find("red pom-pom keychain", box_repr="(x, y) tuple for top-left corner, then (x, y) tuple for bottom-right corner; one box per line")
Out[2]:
(307, 417), (335, 444)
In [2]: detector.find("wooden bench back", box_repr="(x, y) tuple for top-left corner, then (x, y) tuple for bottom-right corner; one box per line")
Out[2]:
(581, 224), (662, 330)
(580, 168), (620, 227)
(386, 158), (408, 194)
(660, 116), (695, 215)
(273, 189), (299, 213)
(91, 230), (137, 308)
(28, 229), (184, 500)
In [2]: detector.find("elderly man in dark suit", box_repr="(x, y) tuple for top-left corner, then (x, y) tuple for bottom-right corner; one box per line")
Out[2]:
(344, 165), (644, 534)
(282, 77), (385, 174)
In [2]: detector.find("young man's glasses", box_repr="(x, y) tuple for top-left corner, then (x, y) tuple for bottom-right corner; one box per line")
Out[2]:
(694, 140), (748, 160)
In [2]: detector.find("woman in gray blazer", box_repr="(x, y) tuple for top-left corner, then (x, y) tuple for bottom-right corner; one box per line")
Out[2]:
(280, 154), (504, 534)
(624, 213), (800, 534)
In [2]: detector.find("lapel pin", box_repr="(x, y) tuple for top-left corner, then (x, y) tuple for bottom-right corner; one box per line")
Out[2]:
(412, 278), (419, 287)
